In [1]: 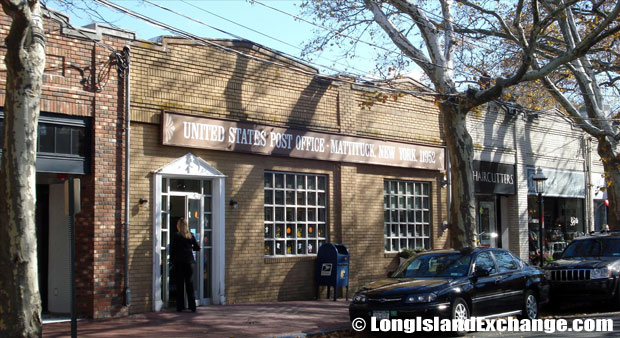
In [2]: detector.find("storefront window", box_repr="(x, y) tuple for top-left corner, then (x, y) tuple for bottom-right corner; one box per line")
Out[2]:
(527, 196), (585, 262)
(384, 180), (431, 252)
(264, 171), (327, 256)
(594, 199), (608, 231)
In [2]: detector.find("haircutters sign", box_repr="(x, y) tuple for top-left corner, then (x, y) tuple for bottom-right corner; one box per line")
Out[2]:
(162, 112), (445, 171)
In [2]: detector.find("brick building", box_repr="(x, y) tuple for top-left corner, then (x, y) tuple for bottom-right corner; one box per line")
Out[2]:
(4, 8), (605, 319)
(2, 10), (450, 318)
(6, 7), (606, 319)
(126, 37), (451, 313)
(0, 10), (134, 318)
(467, 104), (605, 262)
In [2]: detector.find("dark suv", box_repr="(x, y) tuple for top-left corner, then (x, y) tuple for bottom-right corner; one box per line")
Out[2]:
(543, 233), (620, 306)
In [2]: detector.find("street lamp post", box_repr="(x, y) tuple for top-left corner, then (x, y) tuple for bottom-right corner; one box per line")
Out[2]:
(532, 167), (547, 267)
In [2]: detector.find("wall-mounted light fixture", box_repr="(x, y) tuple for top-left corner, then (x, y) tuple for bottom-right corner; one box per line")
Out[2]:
(138, 198), (149, 208)
(440, 176), (449, 188)
(229, 200), (238, 209)
(441, 221), (449, 233)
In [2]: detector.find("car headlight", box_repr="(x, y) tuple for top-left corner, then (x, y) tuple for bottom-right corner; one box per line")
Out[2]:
(591, 267), (611, 279)
(405, 292), (437, 304)
(353, 294), (367, 303)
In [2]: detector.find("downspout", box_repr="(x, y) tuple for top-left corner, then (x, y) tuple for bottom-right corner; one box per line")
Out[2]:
(446, 148), (451, 238)
(584, 136), (592, 232)
(122, 45), (131, 307)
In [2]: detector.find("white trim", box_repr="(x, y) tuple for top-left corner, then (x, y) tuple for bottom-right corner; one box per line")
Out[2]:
(213, 178), (226, 304)
(153, 174), (163, 311)
(152, 153), (226, 311)
(154, 152), (225, 177)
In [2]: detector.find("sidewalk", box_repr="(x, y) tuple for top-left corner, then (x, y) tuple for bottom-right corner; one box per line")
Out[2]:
(43, 300), (351, 338)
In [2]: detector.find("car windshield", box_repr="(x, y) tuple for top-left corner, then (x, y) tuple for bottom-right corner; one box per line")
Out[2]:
(562, 238), (620, 258)
(394, 253), (471, 278)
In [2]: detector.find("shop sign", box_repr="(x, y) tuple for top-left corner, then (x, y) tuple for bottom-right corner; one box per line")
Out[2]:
(162, 112), (445, 170)
(526, 167), (585, 198)
(473, 161), (516, 195)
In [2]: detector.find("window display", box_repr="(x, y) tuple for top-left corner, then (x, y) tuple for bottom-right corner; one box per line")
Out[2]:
(264, 171), (327, 256)
(384, 180), (431, 252)
(527, 196), (585, 262)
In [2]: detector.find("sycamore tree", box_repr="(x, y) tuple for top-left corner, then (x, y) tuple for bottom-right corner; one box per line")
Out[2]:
(301, 0), (620, 248)
(529, 2), (620, 230)
(0, 0), (45, 336)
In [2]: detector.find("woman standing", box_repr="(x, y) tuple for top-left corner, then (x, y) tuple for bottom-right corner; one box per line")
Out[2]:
(170, 217), (200, 312)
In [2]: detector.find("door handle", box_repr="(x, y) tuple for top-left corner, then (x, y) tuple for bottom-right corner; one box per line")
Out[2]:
(494, 278), (501, 284)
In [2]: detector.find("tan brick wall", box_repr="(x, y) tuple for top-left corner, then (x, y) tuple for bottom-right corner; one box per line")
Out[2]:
(127, 37), (447, 309)
(339, 164), (449, 293)
(129, 123), (448, 308)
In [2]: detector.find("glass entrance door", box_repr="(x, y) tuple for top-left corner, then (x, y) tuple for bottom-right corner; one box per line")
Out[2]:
(161, 179), (213, 309)
(478, 200), (498, 248)
(187, 195), (202, 307)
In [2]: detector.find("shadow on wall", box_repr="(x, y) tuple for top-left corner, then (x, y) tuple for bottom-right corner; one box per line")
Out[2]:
(224, 52), (271, 121)
(278, 260), (318, 301)
(130, 238), (153, 313)
(220, 51), (331, 302)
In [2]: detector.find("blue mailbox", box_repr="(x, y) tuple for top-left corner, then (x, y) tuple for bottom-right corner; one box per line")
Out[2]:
(316, 243), (349, 301)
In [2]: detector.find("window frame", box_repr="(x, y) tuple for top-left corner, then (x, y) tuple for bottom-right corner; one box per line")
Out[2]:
(264, 171), (328, 257)
(0, 111), (90, 174)
(383, 179), (432, 253)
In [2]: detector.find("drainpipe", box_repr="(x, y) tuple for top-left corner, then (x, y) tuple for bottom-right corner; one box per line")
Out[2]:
(446, 148), (451, 234)
(122, 45), (131, 307)
(584, 136), (592, 232)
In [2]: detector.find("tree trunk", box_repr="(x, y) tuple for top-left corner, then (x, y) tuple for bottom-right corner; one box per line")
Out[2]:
(439, 101), (477, 249)
(0, 1), (46, 336)
(598, 137), (620, 231)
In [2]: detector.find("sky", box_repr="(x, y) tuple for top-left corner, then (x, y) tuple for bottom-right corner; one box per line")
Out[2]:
(43, 0), (394, 79)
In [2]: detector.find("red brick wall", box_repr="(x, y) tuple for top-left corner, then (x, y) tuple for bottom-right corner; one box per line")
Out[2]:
(0, 10), (133, 318)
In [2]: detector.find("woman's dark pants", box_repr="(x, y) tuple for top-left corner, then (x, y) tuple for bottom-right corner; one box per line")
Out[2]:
(174, 262), (196, 312)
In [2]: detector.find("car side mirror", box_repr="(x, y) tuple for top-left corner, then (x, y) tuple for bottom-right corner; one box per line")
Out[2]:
(474, 267), (490, 278)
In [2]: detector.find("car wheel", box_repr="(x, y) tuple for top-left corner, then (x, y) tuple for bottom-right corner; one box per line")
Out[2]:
(518, 290), (538, 320)
(450, 297), (469, 336)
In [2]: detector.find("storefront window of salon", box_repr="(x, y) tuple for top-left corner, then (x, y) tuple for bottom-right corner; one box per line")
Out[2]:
(264, 172), (327, 256)
(554, 199), (585, 239)
(384, 180), (431, 252)
(527, 196), (584, 261)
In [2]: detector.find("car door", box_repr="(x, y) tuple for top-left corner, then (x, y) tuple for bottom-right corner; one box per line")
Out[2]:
(470, 251), (501, 316)
(491, 250), (525, 313)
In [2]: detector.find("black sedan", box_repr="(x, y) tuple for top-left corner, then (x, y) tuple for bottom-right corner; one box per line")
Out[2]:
(349, 248), (549, 325)
(543, 233), (620, 306)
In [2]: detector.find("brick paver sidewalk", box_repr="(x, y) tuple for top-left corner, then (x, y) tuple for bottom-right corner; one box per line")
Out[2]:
(43, 300), (351, 338)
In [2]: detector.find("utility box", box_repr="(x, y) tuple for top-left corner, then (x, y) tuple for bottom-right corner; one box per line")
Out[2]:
(316, 243), (349, 301)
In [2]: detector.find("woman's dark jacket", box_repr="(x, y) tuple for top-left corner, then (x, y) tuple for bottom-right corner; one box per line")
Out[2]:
(171, 232), (200, 265)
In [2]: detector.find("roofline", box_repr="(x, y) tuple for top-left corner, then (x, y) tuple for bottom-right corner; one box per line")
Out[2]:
(43, 8), (136, 42)
(143, 36), (319, 74)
